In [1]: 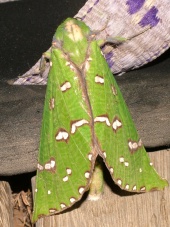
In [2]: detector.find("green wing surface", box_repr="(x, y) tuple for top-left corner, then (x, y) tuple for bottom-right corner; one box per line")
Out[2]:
(33, 18), (168, 222)
(33, 45), (95, 221)
(86, 41), (168, 192)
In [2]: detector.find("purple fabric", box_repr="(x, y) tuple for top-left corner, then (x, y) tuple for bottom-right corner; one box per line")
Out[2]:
(81, 15), (86, 20)
(126, 0), (145, 14)
(94, 0), (100, 5)
(81, 0), (100, 20)
(26, 77), (31, 81)
(163, 44), (169, 49)
(107, 59), (114, 68)
(139, 6), (159, 27)
(104, 51), (114, 68)
(87, 7), (93, 13)
(105, 51), (113, 60)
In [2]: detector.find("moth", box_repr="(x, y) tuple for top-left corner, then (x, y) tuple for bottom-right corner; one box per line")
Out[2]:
(32, 18), (168, 222)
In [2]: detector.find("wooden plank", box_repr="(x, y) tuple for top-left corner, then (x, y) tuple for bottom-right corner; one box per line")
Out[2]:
(32, 149), (170, 227)
(0, 181), (13, 227)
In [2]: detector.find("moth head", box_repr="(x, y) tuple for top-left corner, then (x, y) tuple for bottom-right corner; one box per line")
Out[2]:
(52, 18), (91, 66)
(53, 18), (90, 43)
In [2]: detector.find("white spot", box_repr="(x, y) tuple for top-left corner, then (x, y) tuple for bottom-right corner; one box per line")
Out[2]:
(140, 187), (146, 191)
(128, 140), (139, 151)
(70, 197), (76, 203)
(94, 116), (110, 126)
(119, 157), (124, 163)
(50, 61), (52, 67)
(66, 61), (74, 70)
(71, 119), (89, 134)
(60, 82), (71, 92)
(49, 209), (56, 213)
(85, 61), (90, 71)
(101, 51), (104, 56)
(132, 142), (138, 149)
(124, 161), (129, 167)
(44, 158), (56, 172)
(117, 179), (122, 186)
(111, 86), (117, 96)
(150, 162), (153, 166)
(88, 153), (92, 161)
(103, 152), (106, 158)
(79, 187), (85, 194)
(50, 159), (56, 168)
(85, 172), (90, 179)
(109, 167), (114, 174)
(85, 57), (92, 70)
(138, 139), (142, 147)
(49, 98), (55, 110)
(56, 131), (69, 141)
(37, 163), (43, 171)
(48, 190), (51, 195)
(63, 176), (69, 182)
(125, 184), (129, 190)
(128, 141), (133, 150)
(65, 21), (83, 41)
(45, 163), (51, 170)
(60, 203), (66, 209)
(133, 185), (137, 191)
(112, 119), (122, 131)
(87, 57), (92, 61)
(95, 75), (104, 84)
(139, 168), (142, 173)
(66, 168), (72, 175)
(35, 189), (38, 193)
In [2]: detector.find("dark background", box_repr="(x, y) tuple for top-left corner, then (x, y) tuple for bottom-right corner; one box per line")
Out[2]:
(0, 0), (86, 81)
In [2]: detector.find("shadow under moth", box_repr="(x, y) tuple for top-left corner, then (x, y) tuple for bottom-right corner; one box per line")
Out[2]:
(32, 18), (168, 222)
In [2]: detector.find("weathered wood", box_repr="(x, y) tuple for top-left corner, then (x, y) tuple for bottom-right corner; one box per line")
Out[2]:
(32, 149), (169, 227)
(0, 181), (13, 227)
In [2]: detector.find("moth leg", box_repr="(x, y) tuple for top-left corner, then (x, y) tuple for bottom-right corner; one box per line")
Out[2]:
(87, 157), (104, 201)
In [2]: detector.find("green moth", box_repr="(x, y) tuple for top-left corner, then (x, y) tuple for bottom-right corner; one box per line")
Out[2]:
(32, 18), (168, 222)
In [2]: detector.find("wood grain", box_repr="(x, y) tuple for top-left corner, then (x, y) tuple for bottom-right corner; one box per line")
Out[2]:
(0, 181), (13, 227)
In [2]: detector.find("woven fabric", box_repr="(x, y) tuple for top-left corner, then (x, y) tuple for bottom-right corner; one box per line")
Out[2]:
(13, 0), (170, 85)
(76, 0), (170, 73)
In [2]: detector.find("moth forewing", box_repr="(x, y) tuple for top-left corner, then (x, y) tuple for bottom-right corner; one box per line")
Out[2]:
(85, 40), (168, 192)
(32, 19), (97, 222)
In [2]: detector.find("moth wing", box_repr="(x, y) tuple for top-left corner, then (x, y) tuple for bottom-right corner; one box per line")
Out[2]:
(86, 41), (168, 192)
(33, 47), (95, 221)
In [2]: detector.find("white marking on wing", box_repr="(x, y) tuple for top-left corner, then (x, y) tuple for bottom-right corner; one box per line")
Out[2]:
(71, 119), (89, 134)
(78, 187), (85, 194)
(63, 176), (69, 182)
(60, 82), (71, 92)
(94, 116), (111, 126)
(56, 130), (69, 141)
(112, 118), (122, 131)
(66, 168), (72, 175)
(119, 157), (124, 163)
(95, 75), (104, 84)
